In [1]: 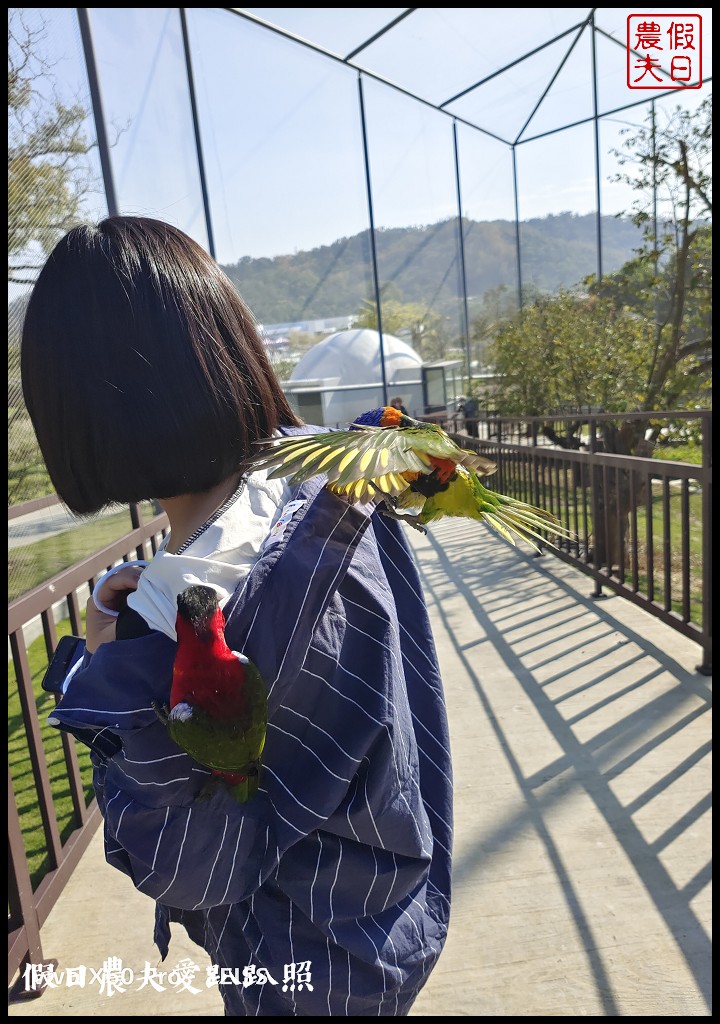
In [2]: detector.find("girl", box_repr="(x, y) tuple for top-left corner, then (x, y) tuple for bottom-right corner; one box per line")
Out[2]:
(21, 216), (453, 1016)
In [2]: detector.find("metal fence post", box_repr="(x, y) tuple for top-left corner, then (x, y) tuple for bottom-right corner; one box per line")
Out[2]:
(697, 410), (712, 674)
(589, 417), (606, 599)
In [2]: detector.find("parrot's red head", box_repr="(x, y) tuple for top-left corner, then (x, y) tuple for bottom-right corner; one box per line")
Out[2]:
(171, 585), (244, 716)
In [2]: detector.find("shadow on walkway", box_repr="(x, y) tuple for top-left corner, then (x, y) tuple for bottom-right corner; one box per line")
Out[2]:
(408, 520), (711, 1016)
(8, 518), (712, 1016)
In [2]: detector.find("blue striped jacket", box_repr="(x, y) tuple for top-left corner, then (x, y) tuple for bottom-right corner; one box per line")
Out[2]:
(49, 469), (453, 1016)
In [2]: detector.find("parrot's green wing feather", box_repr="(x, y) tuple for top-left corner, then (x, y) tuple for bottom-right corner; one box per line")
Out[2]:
(247, 424), (496, 500)
(167, 707), (266, 775)
(248, 427), (429, 501)
(392, 424), (497, 475)
(246, 418), (576, 552)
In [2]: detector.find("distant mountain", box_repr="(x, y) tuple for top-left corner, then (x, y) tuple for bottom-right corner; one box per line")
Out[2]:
(221, 213), (644, 324)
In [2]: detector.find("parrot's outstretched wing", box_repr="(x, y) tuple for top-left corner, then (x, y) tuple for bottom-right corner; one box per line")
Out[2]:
(247, 424), (497, 504)
(246, 413), (576, 552)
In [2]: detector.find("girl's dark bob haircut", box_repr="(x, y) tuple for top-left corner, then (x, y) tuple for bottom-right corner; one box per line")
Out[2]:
(21, 216), (302, 515)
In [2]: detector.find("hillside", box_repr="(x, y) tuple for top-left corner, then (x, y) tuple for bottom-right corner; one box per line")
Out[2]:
(221, 212), (644, 324)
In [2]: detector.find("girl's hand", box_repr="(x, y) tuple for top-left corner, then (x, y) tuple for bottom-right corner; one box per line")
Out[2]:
(86, 562), (147, 653)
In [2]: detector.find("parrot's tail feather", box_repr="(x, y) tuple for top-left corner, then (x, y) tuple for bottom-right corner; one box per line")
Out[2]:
(468, 481), (576, 551)
(482, 497), (576, 551)
(227, 774), (260, 803)
(483, 512), (523, 549)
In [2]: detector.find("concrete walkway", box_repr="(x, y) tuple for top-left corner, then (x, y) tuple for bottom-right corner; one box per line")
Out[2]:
(8, 520), (712, 1016)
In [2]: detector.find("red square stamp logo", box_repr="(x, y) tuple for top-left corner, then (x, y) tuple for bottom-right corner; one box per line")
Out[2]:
(627, 14), (702, 88)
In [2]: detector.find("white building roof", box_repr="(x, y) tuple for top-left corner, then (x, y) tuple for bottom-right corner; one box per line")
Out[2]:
(289, 328), (423, 386)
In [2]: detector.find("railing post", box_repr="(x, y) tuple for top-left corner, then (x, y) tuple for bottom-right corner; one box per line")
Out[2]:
(530, 419), (544, 558)
(7, 768), (45, 995)
(588, 417), (606, 599)
(532, 417), (540, 508)
(496, 419), (503, 492)
(129, 503), (145, 561)
(697, 410), (712, 674)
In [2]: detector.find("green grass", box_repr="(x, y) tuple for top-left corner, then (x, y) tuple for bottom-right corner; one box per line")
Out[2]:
(7, 406), (54, 505)
(7, 461), (53, 506)
(9, 503), (157, 602)
(652, 443), (703, 465)
(8, 611), (95, 889)
(513, 473), (704, 626)
(631, 487), (703, 624)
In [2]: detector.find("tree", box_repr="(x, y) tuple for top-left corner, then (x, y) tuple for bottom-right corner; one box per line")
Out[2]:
(487, 96), (711, 428)
(8, 9), (97, 285)
(489, 291), (652, 414)
(487, 99), (712, 419)
(483, 96), (712, 566)
(353, 297), (448, 361)
(469, 284), (520, 370)
(8, 8), (101, 504)
(593, 96), (712, 414)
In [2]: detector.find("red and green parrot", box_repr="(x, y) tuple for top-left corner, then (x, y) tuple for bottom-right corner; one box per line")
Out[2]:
(153, 585), (267, 803)
(248, 406), (572, 550)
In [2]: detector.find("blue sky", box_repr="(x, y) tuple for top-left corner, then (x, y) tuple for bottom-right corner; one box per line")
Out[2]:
(10, 7), (713, 271)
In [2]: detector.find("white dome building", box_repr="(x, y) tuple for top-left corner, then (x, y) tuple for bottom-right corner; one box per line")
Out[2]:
(286, 328), (425, 427)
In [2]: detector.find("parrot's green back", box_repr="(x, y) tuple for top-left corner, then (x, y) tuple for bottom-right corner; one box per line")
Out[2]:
(413, 466), (568, 548)
(166, 663), (267, 776)
(408, 469), (485, 523)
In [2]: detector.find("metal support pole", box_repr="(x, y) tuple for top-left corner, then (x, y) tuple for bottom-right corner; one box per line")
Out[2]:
(452, 121), (472, 386)
(77, 8), (119, 216)
(358, 75), (388, 406)
(590, 13), (603, 282)
(179, 8), (216, 259)
(512, 145), (523, 310)
(651, 101), (658, 262)
(651, 101), (663, 365)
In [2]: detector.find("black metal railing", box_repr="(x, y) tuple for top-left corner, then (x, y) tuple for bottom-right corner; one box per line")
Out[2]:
(418, 409), (711, 676)
(7, 501), (169, 991)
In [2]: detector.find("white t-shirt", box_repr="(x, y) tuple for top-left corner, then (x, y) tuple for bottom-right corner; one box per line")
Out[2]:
(126, 469), (292, 640)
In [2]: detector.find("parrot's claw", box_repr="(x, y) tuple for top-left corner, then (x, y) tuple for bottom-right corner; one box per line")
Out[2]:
(380, 502), (427, 534)
(152, 700), (170, 725)
(198, 776), (220, 802)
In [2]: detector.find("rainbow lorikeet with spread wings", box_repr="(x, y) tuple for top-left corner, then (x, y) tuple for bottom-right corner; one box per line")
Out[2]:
(247, 406), (573, 550)
(153, 585), (267, 803)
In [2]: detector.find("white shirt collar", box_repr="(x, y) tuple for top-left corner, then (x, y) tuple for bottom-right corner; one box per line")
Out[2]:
(126, 469), (291, 640)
